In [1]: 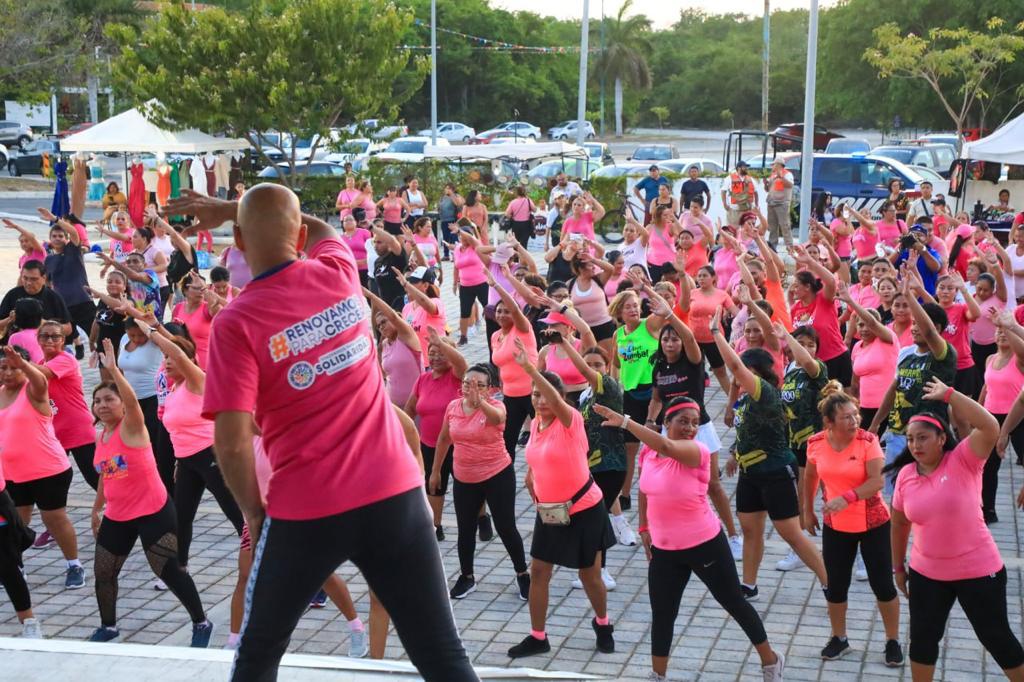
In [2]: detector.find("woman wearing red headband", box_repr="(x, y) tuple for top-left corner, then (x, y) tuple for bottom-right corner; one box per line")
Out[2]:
(593, 397), (784, 682)
(888, 379), (1024, 681)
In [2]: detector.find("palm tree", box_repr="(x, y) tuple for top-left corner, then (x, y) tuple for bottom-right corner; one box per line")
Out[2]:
(594, 0), (652, 138)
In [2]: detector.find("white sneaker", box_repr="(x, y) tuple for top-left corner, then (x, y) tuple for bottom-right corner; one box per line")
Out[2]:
(648, 672), (666, 681)
(570, 575), (583, 589)
(728, 535), (743, 561)
(854, 553), (868, 581)
(348, 628), (368, 658)
(21, 618), (42, 639)
(611, 515), (637, 546)
(601, 568), (617, 591)
(776, 549), (803, 572)
(152, 579), (168, 591)
(762, 650), (785, 681)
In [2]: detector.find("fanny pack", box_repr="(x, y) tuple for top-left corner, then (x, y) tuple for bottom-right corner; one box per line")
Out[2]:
(536, 477), (595, 526)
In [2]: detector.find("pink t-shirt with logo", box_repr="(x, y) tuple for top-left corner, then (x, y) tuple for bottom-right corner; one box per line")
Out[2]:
(411, 371), (462, 447)
(563, 213), (595, 241)
(790, 292), (846, 362)
(638, 441), (719, 550)
(525, 409), (603, 514)
(444, 398), (510, 483)
(940, 303), (974, 370)
(45, 351), (97, 449)
(851, 338), (899, 409)
(202, 237), (422, 521)
(454, 245), (487, 286)
(893, 439), (1003, 581)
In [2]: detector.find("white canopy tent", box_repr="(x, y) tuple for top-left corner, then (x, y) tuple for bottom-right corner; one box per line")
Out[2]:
(422, 141), (587, 161)
(962, 113), (1024, 164)
(61, 101), (249, 154)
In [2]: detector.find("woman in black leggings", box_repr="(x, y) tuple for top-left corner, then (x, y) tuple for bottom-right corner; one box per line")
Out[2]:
(430, 364), (529, 601)
(89, 339), (212, 646)
(593, 397), (784, 682)
(803, 384), (902, 666)
(133, 317), (243, 568)
(889, 379), (1024, 681)
(0, 484), (40, 637)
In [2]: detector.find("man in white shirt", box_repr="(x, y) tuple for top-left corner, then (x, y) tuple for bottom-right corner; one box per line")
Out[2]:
(907, 181), (934, 225)
(546, 172), (583, 229)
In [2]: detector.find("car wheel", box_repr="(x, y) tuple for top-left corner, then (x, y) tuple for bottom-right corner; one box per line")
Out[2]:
(8, 161), (19, 177)
(462, 136), (471, 143)
(529, 133), (537, 140)
(16, 136), (29, 150)
(557, 134), (566, 141)
(586, 133), (595, 140)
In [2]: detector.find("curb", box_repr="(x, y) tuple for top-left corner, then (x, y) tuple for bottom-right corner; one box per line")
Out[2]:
(0, 192), (54, 198)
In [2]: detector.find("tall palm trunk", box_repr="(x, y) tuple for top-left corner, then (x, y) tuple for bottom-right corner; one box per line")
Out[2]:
(615, 77), (624, 137)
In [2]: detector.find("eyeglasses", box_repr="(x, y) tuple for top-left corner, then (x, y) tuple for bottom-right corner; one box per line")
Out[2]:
(39, 333), (63, 341)
(461, 380), (488, 388)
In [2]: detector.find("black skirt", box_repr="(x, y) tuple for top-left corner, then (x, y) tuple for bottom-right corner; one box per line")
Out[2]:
(530, 501), (616, 569)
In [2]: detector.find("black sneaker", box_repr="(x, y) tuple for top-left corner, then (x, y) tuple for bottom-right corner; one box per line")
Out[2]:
(435, 525), (445, 541)
(449, 574), (476, 599)
(478, 514), (493, 542)
(884, 639), (905, 667)
(458, 335), (469, 347)
(508, 633), (550, 658)
(308, 589), (328, 608)
(821, 636), (851, 660)
(75, 344), (85, 360)
(517, 431), (530, 447)
(592, 618), (615, 653)
(741, 584), (759, 601)
(618, 494), (631, 511)
(516, 573), (530, 601)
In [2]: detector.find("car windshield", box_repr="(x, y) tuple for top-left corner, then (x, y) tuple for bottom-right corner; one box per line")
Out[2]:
(386, 140), (426, 154)
(293, 137), (313, 148)
(259, 133), (281, 146)
(340, 141), (368, 154)
(553, 121), (572, 128)
(873, 149), (915, 164)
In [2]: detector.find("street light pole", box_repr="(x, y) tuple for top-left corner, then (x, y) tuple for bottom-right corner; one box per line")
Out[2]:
(797, 0), (820, 243)
(575, 0), (590, 176)
(599, 0), (606, 138)
(761, 0), (770, 132)
(430, 0), (437, 145)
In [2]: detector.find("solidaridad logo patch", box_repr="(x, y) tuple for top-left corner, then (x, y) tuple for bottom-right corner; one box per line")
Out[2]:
(287, 361), (316, 390)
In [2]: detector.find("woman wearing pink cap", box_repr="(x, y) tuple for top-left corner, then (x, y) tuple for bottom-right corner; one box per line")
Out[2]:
(538, 304), (596, 405)
(889, 378), (1024, 681)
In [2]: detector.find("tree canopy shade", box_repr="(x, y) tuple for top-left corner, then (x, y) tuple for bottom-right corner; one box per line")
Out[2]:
(107, 0), (426, 185)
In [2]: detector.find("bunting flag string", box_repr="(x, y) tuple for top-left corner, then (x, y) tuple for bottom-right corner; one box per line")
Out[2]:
(410, 18), (590, 53)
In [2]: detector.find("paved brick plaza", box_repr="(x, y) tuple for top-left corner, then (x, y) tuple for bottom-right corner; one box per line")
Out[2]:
(1, 243), (1022, 681)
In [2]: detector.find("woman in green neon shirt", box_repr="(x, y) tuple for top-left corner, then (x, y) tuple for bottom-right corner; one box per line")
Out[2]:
(609, 280), (671, 510)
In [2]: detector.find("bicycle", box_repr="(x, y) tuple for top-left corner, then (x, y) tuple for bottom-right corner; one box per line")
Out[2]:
(594, 191), (641, 245)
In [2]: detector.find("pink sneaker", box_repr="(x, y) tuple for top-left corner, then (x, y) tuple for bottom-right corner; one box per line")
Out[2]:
(32, 531), (55, 549)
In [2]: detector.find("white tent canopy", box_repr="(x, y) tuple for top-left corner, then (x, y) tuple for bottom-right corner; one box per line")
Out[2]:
(423, 141), (587, 161)
(61, 101), (249, 154)
(962, 113), (1024, 164)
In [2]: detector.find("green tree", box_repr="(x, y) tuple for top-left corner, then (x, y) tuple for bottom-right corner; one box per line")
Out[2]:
(107, 0), (425, 187)
(0, 0), (85, 102)
(865, 18), (1024, 136)
(650, 106), (669, 128)
(593, 0), (652, 137)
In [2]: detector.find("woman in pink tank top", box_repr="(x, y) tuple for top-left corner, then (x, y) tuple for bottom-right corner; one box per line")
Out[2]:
(366, 289), (422, 407)
(538, 306), (596, 400)
(569, 254), (616, 359)
(136, 320), (244, 569)
(981, 316), (1024, 522)
(88, 338), (211, 645)
(842, 285), (899, 430)
(646, 205), (682, 282)
(0, 345), (82, 586)
(171, 273), (214, 368)
(375, 186), (409, 235)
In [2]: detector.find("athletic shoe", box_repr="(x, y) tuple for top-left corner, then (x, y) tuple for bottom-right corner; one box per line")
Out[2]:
(21, 618), (42, 639)
(775, 549), (803, 571)
(435, 525), (445, 541)
(75, 344), (85, 360)
(618, 495), (631, 511)
(32, 530), (55, 549)
(820, 636), (852, 660)
(190, 620), (214, 648)
(592, 618), (615, 653)
(884, 639), (905, 667)
(152, 579), (168, 591)
(348, 628), (369, 658)
(762, 650), (785, 682)
(648, 672), (667, 682)
(65, 565), (86, 590)
(449, 575), (476, 599)
(854, 553), (868, 582)
(728, 535), (743, 561)
(478, 514), (493, 542)
(457, 335), (468, 347)
(309, 589), (328, 608)
(601, 568), (617, 591)
(88, 626), (120, 643)
(611, 515), (637, 546)
(741, 584), (759, 601)
(516, 573), (531, 601)
(571, 575), (583, 589)
(508, 634), (550, 658)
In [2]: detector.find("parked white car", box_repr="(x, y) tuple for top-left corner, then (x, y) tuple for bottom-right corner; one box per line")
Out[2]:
(657, 158), (726, 175)
(416, 122), (475, 143)
(476, 121), (542, 141)
(375, 136), (450, 163)
(547, 120), (596, 140)
(323, 138), (385, 165)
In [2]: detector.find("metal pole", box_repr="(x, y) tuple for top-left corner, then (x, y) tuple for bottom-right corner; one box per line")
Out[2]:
(761, 0), (770, 132)
(430, 0), (437, 145)
(599, 0), (606, 138)
(575, 0), (590, 177)
(797, 0), (819, 243)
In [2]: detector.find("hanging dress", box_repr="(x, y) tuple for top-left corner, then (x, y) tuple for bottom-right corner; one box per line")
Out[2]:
(88, 160), (105, 201)
(203, 154), (217, 196)
(51, 158), (70, 218)
(179, 158), (192, 192)
(128, 162), (147, 227)
(71, 156), (87, 217)
(169, 160), (181, 199)
(189, 155), (207, 196)
(156, 163), (171, 207)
